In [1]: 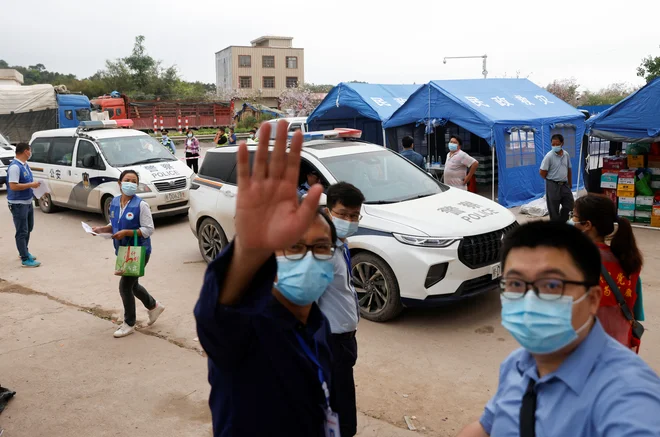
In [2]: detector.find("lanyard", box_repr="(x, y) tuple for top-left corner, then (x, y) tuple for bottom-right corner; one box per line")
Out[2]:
(294, 333), (331, 411)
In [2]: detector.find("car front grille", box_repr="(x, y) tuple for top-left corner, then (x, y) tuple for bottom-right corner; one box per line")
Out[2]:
(157, 201), (188, 211)
(458, 222), (519, 269)
(154, 178), (187, 192)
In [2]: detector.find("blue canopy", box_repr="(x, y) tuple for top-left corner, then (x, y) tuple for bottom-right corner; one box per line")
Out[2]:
(577, 105), (612, 116)
(384, 79), (586, 208)
(586, 78), (660, 142)
(307, 83), (421, 146)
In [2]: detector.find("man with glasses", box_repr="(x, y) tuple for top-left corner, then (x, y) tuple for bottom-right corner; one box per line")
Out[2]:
(320, 182), (365, 437)
(457, 221), (660, 437)
(194, 120), (342, 437)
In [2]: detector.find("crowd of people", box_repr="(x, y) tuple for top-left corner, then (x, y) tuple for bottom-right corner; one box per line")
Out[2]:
(5, 119), (659, 436)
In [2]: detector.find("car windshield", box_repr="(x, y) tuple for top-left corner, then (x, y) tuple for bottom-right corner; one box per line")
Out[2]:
(96, 135), (176, 167)
(321, 149), (447, 204)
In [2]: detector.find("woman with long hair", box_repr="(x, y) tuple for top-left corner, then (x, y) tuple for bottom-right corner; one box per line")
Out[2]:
(571, 194), (644, 350)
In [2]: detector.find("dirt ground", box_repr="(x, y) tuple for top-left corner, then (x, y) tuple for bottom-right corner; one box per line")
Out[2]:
(1, 144), (659, 436)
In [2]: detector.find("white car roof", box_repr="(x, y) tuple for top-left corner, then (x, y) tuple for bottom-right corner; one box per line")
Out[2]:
(31, 128), (150, 141)
(206, 140), (387, 159)
(266, 117), (307, 124)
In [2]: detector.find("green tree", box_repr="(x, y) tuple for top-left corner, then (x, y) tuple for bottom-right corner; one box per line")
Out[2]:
(581, 83), (638, 106)
(123, 35), (157, 90)
(0, 59), (9, 68)
(637, 46), (660, 83)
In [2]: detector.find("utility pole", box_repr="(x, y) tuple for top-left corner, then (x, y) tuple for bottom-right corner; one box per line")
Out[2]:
(443, 54), (488, 79)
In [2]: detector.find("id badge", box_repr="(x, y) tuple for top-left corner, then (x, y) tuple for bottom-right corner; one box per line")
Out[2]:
(324, 409), (341, 437)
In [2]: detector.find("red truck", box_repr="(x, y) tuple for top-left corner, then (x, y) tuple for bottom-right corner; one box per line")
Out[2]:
(90, 94), (234, 131)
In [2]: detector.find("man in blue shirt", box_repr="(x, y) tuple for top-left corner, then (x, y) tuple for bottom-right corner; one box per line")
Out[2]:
(458, 221), (660, 437)
(7, 143), (41, 268)
(194, 120), (342, 437)
(399, 135), (425, 169)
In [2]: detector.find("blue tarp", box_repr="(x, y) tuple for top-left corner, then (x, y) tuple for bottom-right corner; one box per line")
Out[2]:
(307, 83), (421, 146)
(235, 102), (286, 119)
(586, 78), (660, 143)
(384, 79), (586, 208)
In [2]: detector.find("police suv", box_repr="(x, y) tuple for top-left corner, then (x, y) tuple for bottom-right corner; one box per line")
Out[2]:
(188, 129), (518, 322)
(28, 120), (194, 221)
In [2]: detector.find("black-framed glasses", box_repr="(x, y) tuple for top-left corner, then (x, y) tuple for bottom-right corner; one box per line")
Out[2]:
(331, 210), (362, 222)
(283, 243), (336, 261)
(499, 277), (594, 301)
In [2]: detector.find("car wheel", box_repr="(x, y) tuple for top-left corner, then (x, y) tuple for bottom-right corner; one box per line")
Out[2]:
(351, 252), (403, 322)
(198, 218), (228, 264)
(102, 195), (113, 223)
(39, 193), (59, 214)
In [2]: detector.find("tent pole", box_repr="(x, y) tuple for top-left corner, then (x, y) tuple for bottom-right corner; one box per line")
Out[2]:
(382, 128), (387, 148)
(491, 145), (495, 201)
(575, 135), (582, 196)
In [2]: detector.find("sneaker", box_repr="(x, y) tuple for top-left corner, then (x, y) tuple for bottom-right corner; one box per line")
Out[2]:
(21, 259), (41, 268)
(113, 323), (135, 338)
(18, 253), (37, 261)
(147, 302), (165, 326)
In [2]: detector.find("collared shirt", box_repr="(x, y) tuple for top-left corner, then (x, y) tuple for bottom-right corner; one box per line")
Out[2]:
(480, 320), (660, 437)
(194, 241), (334, 437)
(318, 240), (359, 334)
(7, 158), (33, 204)
(298, 182), (312, 196)
(540, 150), (571, 182)
(400, 149), (425, 169)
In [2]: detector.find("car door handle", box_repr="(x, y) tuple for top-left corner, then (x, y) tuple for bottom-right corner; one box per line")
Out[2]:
(222, 191), (235, 198)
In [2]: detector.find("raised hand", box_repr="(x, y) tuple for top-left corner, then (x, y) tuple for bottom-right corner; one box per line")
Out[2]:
(234, 119), (322, 254)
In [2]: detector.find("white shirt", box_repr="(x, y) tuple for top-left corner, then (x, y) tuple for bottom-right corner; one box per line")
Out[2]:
(444, 150), (477, 190)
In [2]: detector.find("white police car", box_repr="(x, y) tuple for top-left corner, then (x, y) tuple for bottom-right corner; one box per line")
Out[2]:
(188, 129), (517, 322)
(28, 120), (194, 221)
(0, 132), (15, 189)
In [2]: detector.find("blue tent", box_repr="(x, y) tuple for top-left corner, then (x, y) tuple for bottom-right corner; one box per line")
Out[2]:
(586, 78), (660, 142)
(307, 83), (421, 146)
(577, 105), (612, 116)
(384, 79), (586, 208)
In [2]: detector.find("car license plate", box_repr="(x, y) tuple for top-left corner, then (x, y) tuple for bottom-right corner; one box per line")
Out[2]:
(165, 191), (185, 202)
(491, 263), (502, 280)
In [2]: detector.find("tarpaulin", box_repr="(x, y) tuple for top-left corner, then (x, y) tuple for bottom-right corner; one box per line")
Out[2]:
(0, 84), (57, 115)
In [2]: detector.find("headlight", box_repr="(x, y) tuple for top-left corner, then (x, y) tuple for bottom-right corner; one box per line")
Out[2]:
(392, 233), (460, 248)
(137, 183), (152, 193)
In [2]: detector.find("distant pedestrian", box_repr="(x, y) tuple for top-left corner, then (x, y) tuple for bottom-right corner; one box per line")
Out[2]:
(214, 127), (229, 147)
(249, 129), (257, 141)
(7, 142), (41, 268)
(321, 182), (365, 437)
(161, 130), (176, 155)
(571, 194), (644, 351)
(228, 127), (237, 145)
(443, 135), (478, 190)
(184, 129), (200, 174)
(540, 134), (573, 222)
(92, 169), (165, 338)
(399, 136), (425, 169)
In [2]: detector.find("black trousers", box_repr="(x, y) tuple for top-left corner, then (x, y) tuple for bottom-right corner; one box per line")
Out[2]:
(330, 332), (358, 437)
(119, 254), (156, 327)
(186, 152), (199, 173)
(546, 180), (574, 222)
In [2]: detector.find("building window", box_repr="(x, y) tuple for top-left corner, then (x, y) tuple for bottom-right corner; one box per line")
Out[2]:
(239, 55), (251, 68)
(505, 129), (536, 168)
(286, 77), (298, 88)
(262, 56), (275, 68)
(286, 56), (298, 69)
(263, 77), (275, 89)
(239, 76), (252, 88)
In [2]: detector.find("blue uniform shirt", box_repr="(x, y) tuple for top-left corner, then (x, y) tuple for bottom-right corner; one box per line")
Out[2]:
(481, 319), (660, 436)
(400, 149), (425, 169)
(194, 241), (334, 437)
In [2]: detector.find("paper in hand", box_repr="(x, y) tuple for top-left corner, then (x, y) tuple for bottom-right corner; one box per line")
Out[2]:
(81, 222), (112, 239)
(32, 182), (51, 199)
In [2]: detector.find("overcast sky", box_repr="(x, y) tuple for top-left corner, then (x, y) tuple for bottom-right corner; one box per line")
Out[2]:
(2, 0), (658, 92)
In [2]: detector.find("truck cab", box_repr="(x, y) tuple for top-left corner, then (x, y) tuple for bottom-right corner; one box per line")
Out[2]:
(91, 96), (128, 121)
(56, 94), (92, 128)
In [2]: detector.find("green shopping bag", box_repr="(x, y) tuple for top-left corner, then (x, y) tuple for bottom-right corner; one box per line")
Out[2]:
(114, 230), (146, 277)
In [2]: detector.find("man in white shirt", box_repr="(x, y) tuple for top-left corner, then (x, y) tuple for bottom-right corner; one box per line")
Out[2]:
(320, 182), (365, 437)
(539, 134), (573, 222)
(444, 136), (478, 190)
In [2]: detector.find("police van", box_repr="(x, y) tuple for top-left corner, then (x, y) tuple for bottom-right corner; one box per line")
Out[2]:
(189, 128), (518, 322)
(28, 120), (194, 221)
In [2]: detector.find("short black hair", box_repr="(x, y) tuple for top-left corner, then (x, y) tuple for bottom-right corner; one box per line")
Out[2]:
(501, 221), (601, 285)
(119, 169), (140, 184)
(162, 129), (169, 135)
(450, 135), (463, 146)
(308, 170), (319, 176)
(318, 207), (338, 244)
(250, 129), (257, 133)
(327, 182), (365, 210)
(15, 142), (30, 155)
(219, 127), (226, 132)
(551, 134), (564, 144)
(402, 136), (414, 148)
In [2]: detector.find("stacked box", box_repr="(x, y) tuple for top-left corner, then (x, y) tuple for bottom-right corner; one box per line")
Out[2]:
(648, 156), (660, 169)
(600, 171), (618, 189)
(603, 156), (627, 170)
(652, 175), (660, 189)
(618, 196), (636, 222)
(636, 196), (654, 212)
(635, 210), (652, 224)
(627, 155), (644, 168)
(617, 170), (636, 197)
(652, 206), (660, 228)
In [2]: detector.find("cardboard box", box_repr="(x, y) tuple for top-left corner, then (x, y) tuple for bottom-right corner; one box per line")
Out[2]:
(617, 184), (635, 196)
(635, 210), (651, 218)
(648, 156), (660, 168)
(618, 170), (636, 186)
(600, 172), (618, 189)
(628, 155), (644, 168)
(618, 197), (636, 211)
(602, 189), (617, 204)
(636, 216), (652, 224)
(603, 156), (627, 170)
(618, 190), (636, 199)
(652, 181), (660, 189)
(649, 167), (660, 176)
(651, 215), (660, 228)
(636, 196), (654, 211)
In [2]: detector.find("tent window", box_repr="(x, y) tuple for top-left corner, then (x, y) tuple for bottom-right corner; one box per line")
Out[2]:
(588, 136), (610, 169)
(505, 130), (536, 168)
(444, 125), (471, 152)
(551, 126), (576, 158)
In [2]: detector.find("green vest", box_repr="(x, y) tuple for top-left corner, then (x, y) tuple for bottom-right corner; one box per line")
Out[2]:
(216, 133), (229, 147)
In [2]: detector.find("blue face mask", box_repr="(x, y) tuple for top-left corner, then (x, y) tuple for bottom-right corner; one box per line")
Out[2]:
(275, 253), (334, 305)
(552, 145), (562, 153)
(121, 182), (138, 197)
(448, 143), (458, 152)
(332, 217), (359, 239)
(500, 290), (591, 354)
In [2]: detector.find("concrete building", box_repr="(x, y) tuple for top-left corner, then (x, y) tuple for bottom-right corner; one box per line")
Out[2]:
(215, 36), (304, 108)
(0, 69), (24, 86)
